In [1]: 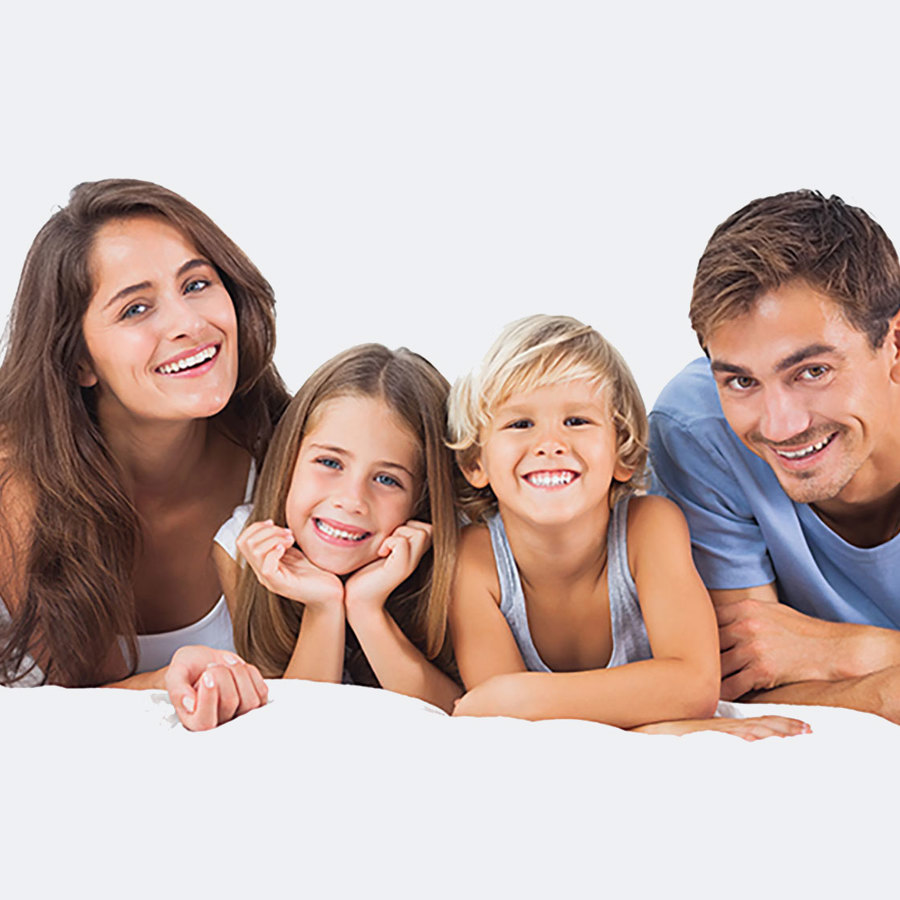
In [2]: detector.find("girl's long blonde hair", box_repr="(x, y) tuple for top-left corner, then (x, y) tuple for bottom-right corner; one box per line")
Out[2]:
(233, 344), (459, 682)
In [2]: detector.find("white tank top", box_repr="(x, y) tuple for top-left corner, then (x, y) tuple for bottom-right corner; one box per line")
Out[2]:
(1, 460), (255, 683)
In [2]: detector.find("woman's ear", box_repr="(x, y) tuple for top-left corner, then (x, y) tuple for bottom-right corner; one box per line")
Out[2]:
(77, 360), (98, 388)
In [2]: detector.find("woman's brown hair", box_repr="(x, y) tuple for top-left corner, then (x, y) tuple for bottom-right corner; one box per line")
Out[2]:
(233, 344), (459, 683)
(0, 179), (289, 686)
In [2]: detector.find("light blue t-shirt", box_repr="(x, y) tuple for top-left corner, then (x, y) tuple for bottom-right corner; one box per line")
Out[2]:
(649, 358), (900, 629)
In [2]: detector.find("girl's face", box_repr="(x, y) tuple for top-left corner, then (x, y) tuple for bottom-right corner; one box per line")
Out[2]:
(286, 394), (422, 575)
(79, 216), (239, 426)
(465, 378), (633, 528)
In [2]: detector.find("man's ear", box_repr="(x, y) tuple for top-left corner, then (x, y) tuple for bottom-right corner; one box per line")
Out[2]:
(887, 308), (900, 385)
(462, 456), (490, 490)
(76, 360), (98, 388)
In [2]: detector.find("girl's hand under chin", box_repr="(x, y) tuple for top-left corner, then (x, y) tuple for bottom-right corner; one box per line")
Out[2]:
(344, 521), (433, 614)
(237, 519), (343, 610)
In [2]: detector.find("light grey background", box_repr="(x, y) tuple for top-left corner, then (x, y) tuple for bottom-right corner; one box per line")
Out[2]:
(2, 2), (899, 409)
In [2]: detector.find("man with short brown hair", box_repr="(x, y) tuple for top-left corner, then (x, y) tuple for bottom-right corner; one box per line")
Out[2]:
(651, 190), (900, 722)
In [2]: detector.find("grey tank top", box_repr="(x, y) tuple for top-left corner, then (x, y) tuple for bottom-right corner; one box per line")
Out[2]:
(487, 496), (652, 672)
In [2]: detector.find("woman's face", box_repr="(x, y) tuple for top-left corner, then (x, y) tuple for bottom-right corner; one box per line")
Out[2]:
(79, 216), (239, 426)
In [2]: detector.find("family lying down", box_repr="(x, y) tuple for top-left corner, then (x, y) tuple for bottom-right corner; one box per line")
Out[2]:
(2, 181), (898, 739)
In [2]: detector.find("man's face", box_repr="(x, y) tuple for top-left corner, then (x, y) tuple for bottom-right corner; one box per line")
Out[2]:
(706, 280), (900, 506)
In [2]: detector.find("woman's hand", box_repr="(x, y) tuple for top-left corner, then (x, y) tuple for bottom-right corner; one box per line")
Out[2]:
(237, 519), (343, 610)
(631, 715), (811, 741)
(344, 521), (433, 615)
(165, 645), (269, 732)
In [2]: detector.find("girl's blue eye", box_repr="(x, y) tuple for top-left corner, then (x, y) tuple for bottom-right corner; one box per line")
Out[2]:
(316, 457), (342, 470)
(375, 473), (402, 488)
(564, 416), (590, 426)
(121, 302), (148, 320)
(185, 279), (209, 294)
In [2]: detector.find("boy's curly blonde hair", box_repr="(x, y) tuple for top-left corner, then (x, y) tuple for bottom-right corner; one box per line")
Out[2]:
(447, 315), (648, 523)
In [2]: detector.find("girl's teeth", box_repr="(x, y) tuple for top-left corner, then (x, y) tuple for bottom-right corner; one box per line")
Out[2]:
(158, 345), (218, 374)
(527, 471), (575, 486)
(316, 520), (367, 541)
(777, 435), (833, 459)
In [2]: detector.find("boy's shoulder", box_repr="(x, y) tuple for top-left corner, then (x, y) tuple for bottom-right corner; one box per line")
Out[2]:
(455, 522), (501, 602)
(625, 494), (689, 542)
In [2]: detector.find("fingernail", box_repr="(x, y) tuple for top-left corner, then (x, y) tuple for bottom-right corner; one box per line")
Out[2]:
(203, 671), (215, 688)
(182, 694), (196, 713)
(223, 653), (240, 666)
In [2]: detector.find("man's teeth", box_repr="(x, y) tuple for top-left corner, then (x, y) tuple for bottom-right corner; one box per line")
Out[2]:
(526, 471), (575, 487)
(775, 435), (834, 460)
(157, 345), (218, 374)
(316, 520), (367, 541)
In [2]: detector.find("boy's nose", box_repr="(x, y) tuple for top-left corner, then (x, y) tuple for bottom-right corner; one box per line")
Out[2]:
(533, 430), (568, 456)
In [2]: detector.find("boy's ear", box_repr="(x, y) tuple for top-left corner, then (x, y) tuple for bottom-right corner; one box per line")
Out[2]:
(76, 359), (98, 388)
(612, 461), (634, 484)
(462, 457), (490, 490)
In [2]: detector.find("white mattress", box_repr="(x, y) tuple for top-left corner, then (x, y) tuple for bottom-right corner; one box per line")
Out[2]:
(2, 680), (896, 899)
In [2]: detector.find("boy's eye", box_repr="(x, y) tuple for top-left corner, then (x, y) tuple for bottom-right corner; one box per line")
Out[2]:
(121, 302), (149, 320)
(185, 278), (210, 294)
(315, 457), (342, 470)
(564, 416), (590, 427)
(375, 473), (402, 488)
(505, 419), (533, 430)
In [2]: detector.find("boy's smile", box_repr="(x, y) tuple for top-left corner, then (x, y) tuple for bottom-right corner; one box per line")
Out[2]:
(464, 378), (632, 528)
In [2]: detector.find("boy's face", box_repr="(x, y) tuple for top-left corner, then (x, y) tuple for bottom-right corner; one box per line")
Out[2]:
(707, 280), (900, 506)
(464, 378), (633, 527)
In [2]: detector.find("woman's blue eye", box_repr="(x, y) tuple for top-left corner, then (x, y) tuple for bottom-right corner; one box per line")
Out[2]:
(185, 279), (209, 294)
(375, 473), (402, 488)
(121, 302), (148, 320)
(316, 457), (342, 470)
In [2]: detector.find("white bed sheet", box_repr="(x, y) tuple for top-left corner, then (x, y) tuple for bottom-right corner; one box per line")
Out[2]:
(2, 681), (896, 899)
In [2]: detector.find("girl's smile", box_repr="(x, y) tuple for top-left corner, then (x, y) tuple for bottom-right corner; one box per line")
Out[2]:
(285, 394), (422, 575)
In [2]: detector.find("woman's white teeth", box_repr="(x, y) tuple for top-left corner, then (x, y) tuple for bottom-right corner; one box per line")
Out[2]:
(158, 345), (218, 374)
(776, 434), (834, 459)
(527, 471), (575, 486)
(316, 520), (367, 541)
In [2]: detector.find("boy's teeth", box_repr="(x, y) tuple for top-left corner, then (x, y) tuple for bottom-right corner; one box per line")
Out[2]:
(316, 519), (367, 541)
(776, 434), (834, 459)
(526, 471), (575, 487)
(158, 345), (218, 374)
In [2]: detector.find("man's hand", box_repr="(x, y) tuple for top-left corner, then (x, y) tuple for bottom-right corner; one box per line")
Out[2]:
(716, 596), (839, 700)
(165, 645), (269, 732)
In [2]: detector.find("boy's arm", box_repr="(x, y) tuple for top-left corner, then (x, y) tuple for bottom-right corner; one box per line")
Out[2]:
(448, 525), (528, 689)
(454, 497), (720, 725)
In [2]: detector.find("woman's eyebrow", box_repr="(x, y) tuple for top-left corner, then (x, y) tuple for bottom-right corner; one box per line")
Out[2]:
(101, 259), (211, 312)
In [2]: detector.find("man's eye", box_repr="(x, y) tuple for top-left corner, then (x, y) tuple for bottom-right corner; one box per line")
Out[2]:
(315, 457), (341, 470)
(727, 375), (755, 391)
(799, 365), (828, 381)
(185, 279), (210, 294)
(375, 473), (402, 488)
(121, 302), (149, 320)
(564, 416), (590, 426)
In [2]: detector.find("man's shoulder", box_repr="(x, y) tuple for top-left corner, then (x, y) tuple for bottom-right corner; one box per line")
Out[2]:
(651, 357), (725, 430)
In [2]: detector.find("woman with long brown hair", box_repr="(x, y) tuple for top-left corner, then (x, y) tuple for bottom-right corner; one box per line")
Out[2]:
(0, 179), (290, 729)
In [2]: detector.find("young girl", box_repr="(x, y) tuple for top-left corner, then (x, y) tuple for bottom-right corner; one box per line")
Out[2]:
(447, 315), (810, 739)
(214, 344), (462, 713)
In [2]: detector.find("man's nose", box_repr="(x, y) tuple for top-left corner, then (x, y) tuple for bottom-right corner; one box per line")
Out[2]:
(759, 387), (812, 444)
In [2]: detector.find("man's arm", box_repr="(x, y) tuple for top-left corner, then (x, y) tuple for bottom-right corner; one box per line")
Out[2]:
(712, 585), (900, 709)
